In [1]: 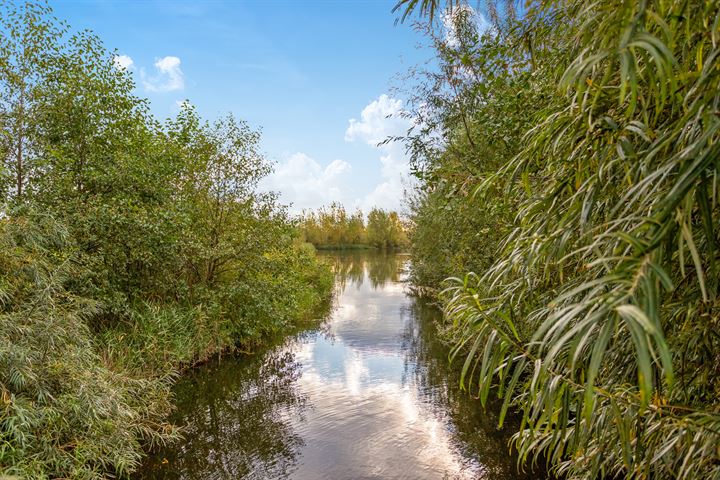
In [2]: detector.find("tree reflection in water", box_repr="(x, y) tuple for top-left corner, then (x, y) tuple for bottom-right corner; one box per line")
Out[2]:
(140, 252), (545, 480)
(323, 250), (406, 290)
(141, 342), (309, 479)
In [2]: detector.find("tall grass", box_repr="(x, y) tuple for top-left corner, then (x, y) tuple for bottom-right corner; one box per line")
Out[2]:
(397, 0), (720, 477)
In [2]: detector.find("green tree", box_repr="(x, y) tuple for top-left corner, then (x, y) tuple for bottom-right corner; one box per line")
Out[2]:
(0, 3), (333, 477)
(0, 0), (66, 199)
(166, 106), (270, 288)
(367, 208), (408, 249)
(346, 209), (366, 244)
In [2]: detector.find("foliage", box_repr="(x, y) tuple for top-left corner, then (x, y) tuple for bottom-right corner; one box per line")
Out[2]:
(401, 0), (720, 478)
(402, 2), (559, 289)
(100, 243), (332, 376)
(299, 202), (367, 246)
(366, 207), (409, 249)
(0, 209), (177, 478)
(0, 2), (332, 478)
(299, 203), (409, 249)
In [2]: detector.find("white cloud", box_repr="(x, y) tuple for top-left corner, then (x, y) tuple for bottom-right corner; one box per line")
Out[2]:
(141, 56), (185, 92)
(357, 143), (412, 213)
(113, 54), (134, 71)
(260, 153), (353, 213)
(345, 94), (408, 146)
(346, 95), (414, 213)
(261, 95), (415, 214)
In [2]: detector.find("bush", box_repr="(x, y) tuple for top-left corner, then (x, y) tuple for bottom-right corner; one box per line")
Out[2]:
(399, 0), (720, 478)
(0, 211), (177, 478)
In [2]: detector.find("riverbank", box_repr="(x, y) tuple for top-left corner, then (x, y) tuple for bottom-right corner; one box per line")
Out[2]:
(138, 251), (542, 479)
(97, 248), (334, 377)
(314, 243), (375, 250)
(313, 244), (410, 253)
(0, 214), (334, 479)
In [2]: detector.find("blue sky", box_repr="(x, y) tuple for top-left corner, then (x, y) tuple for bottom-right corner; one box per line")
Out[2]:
(52, 0), (434, 213)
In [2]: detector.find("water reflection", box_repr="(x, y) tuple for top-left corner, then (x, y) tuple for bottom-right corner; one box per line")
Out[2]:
(326, 250), (406, 290)
(141, 346), (308, 478)
(139, 252), (544, 479)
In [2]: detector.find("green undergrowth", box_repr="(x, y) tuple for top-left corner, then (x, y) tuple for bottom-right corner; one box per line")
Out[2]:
(0, 212), (333, 479)
(100, 249), (333, 376)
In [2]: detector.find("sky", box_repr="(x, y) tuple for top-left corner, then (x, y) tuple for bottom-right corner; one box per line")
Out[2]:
(52, 0), (434, 214)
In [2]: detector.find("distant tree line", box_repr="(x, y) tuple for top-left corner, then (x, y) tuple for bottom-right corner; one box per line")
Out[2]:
(299, 202), (409, 249)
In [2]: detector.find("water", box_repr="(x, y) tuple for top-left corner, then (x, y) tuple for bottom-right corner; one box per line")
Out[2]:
(139, 251), (544, 480)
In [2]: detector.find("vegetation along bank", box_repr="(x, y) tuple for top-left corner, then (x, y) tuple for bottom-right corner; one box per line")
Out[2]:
(0, 3), (332, 478)
(299, 202), (409, 250)
(397, 0), (720, 478)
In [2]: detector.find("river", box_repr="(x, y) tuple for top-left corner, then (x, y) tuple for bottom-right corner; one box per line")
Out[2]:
(139, 251), (544, 479)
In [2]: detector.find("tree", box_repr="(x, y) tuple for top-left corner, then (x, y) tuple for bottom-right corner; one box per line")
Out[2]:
(167, 106), (271, 288)
(346, 209), (366, 244)
(0, 1), (66, 199)
(367, 208), (407, 249)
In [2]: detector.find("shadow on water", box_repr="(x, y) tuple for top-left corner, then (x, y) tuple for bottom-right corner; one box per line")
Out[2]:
(139, 251), (546, 480)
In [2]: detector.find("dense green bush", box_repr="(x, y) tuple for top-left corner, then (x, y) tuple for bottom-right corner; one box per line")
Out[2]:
(0, 210), (178, 478)
(402, 4), (560, 290)
(399, 0), (720, 478)
(99, 243), (332, 376)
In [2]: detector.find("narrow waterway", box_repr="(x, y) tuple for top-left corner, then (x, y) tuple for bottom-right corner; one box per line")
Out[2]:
(140, 251), (544, 479)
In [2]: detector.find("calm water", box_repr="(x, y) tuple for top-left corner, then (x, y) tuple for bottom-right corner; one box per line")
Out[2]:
(139, 252), (543, 480)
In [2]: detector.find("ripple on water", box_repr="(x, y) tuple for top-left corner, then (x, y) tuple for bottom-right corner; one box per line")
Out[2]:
(138, 252), (545, 480)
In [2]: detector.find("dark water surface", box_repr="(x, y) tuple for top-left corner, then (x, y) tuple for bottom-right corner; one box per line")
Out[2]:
(140, 252), (543, 480)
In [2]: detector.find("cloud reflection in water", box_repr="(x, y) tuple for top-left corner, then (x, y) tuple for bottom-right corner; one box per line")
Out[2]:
(139, 252), (544, 480)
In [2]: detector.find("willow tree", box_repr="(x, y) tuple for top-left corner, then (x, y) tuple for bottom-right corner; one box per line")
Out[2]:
(399, 0), (720, 478)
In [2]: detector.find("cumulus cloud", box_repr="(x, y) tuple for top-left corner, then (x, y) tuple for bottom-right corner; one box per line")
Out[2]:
(345, 95), (414, 213)
(260, 153), (353, 212)
(261, 95), (415, 214)
(141, 56), (185, 92)
(113, 54), (134, 70)
(345, 94), (409, 146)
(357, 144), (412, 213)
